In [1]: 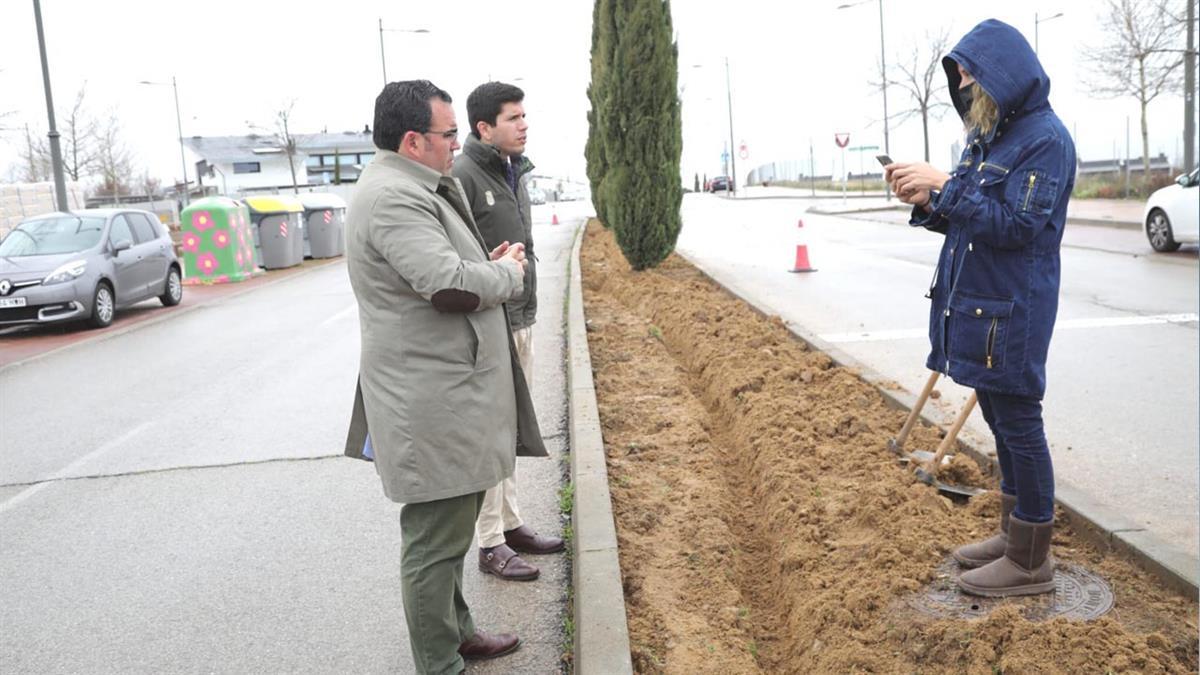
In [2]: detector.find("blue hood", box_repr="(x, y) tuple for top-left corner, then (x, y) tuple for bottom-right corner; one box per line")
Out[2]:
(943, 19), (1050, 127)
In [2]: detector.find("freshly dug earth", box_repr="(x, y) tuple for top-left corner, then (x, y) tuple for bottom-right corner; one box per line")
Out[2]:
(580, 221), (1197, 674)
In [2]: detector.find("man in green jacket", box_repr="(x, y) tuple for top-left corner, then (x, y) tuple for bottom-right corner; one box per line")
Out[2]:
(344, 80), (546, 674)
(453, 82), (565, 582)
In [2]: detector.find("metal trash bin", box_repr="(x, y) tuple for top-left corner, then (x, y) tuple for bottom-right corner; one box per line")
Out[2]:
(243, 196), (304, 270)
(179, 197), (261, 284)
(299, 193), (347, 259)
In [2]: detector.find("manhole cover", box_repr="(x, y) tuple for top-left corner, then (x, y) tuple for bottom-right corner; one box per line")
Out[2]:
(909, 558), (1114, 621)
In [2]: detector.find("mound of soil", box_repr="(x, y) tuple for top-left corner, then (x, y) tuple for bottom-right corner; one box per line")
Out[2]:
(580, 221), (1197, 674)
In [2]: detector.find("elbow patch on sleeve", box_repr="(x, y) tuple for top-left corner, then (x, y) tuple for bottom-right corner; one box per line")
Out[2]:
(431, 289), (481, 313)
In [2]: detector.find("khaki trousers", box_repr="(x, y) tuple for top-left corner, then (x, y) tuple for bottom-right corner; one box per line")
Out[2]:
(476, 325), (534, 548)
(401, 490), (485, 675)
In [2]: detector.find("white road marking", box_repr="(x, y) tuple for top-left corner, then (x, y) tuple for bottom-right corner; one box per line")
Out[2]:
(0, 422), (154, 515)
(820, 313), (1199, 344)
(320, 303), (358, 327)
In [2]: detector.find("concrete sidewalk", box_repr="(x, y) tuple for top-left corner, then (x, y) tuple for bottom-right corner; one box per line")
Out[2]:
(465, 204), (585, 674)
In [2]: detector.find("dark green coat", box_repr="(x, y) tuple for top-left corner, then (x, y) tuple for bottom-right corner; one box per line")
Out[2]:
(452, 136), (537, 331)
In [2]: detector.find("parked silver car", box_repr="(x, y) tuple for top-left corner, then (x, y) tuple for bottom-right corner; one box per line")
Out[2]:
(0, 209), (182, 329)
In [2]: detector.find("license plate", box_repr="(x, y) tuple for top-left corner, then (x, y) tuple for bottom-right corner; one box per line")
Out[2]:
(0, 297), (27, 308)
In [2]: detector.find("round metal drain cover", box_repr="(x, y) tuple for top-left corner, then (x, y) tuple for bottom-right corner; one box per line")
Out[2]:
(909, 558), (1114, 622)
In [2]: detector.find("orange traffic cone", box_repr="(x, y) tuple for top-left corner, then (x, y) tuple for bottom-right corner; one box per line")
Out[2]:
(551, 211), (560, 225)
(789, 219), (816, 273)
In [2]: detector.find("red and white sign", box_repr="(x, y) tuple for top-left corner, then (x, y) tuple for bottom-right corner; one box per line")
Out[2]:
(834, 133), (850, 148)
(738, 142), (749, 160)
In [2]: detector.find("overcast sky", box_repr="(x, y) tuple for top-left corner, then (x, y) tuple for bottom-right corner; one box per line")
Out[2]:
(0, 0), (1194, 188)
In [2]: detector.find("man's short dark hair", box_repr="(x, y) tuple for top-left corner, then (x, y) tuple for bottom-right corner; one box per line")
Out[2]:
(467, 82), (525, 139)
(373, 80), (453, 151)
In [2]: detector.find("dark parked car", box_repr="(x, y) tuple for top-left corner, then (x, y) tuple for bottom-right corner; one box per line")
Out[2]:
(0, 209), (182, 329)
(709, 175), (731, 192)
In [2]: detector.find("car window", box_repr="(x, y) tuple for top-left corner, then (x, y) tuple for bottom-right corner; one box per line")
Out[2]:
(109, 215), (135, 248)
(126, 212), (156, 243)
(0, 216), (105, 257)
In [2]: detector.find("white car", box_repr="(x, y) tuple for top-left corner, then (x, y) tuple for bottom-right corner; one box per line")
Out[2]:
(1144, 168), (1199, 252)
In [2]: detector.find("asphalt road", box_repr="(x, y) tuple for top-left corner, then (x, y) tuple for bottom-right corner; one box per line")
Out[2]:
(675, 191), (1199, 561)
(0, 203), (589, 674)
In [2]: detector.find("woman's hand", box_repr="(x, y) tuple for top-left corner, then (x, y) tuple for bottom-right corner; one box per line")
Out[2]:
(886, 162), (951, 201)
(897, 187), (932, 211)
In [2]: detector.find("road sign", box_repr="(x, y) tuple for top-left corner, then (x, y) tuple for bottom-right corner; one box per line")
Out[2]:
(834, 133), (850, 148)
(738, 142), (749, 160)
(848, 145), (879, 152)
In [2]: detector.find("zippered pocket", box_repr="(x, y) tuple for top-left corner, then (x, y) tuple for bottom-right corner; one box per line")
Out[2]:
(1016, 169), (1057, 215)
(1021, 173), (1037, 211)
(947, 292), (1014, 372)
(985, 317), (999, 369)
(976, 161), (1010, 175)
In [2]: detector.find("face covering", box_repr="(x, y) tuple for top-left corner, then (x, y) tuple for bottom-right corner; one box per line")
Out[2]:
(957, 84), (975, 112)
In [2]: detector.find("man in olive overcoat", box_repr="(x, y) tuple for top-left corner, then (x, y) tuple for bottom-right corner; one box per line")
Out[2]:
(343, 79), (546, 675)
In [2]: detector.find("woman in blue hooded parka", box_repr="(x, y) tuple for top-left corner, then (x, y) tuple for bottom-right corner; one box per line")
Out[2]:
(885, 19), (1076, 598)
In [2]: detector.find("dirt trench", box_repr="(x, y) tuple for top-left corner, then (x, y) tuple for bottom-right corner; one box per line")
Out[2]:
(580, 221), (1197, 674)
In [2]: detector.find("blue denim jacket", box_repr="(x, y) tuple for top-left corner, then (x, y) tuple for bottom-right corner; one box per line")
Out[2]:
(911, 19), (1076, 399)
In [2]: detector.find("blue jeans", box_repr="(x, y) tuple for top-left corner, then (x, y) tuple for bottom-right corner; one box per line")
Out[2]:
(976, 390), (1055, 522)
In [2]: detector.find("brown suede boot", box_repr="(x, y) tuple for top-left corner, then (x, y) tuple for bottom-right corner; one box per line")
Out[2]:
(952, 493), (1017, 569)
(958, 515), (1055, 597)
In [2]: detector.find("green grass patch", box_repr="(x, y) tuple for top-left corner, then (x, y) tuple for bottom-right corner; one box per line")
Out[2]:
(558, 482), (575, 515)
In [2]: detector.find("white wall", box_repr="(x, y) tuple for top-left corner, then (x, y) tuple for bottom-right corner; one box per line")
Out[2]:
(0, 182), (87, 239)
(208, 155), (308, 195)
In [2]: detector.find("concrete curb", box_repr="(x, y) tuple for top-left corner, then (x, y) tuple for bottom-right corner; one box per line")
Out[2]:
(566, 221), (634, 674)
(675, 250), (1199, 599)
(805, 202), (1143, 230)
(806, 204), (909, 216)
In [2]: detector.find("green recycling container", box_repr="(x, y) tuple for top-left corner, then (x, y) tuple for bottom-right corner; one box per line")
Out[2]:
(178, 197), (261, 284)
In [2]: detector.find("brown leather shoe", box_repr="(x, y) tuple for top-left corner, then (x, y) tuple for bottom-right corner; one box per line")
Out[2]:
(504, 524), (565, 554)
(479, 544), (540, 581)
(458, 629), (521, 661)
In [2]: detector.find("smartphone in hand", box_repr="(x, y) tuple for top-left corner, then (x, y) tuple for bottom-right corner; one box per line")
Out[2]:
(875, 154), (894, 167)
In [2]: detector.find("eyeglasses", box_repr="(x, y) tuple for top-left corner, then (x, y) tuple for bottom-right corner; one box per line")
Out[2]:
(423, 127), (459, 141)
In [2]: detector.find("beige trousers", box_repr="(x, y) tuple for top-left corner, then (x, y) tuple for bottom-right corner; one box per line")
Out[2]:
(476, 326), (534, 548)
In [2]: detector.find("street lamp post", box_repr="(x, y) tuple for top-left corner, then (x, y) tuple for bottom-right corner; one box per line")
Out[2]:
(725, 57), (737, 195)
(140, 77), (189, 206)
(691, 61), (739, 195)
(838, 0), (890, 201)
(378, 19), (431, 87)
(32, 0), (68, 211)
(1034, 12), (1064, 55)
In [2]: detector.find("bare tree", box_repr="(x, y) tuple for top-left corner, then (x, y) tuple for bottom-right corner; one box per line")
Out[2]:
(884, 31), (954, 162)
(251, 99), (302, 195)
(1082, 0), (1186, 177)
(13, 84), (96, 183)
(18, 124), (51, 182)
(60, 83), (96, 181)
(91, 110), (135, 202)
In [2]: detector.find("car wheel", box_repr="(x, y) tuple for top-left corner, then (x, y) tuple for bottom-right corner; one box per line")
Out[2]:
(160, 266), (183, 307)
(88, 281), (115, 329)
(1146, 208), (1181, 252)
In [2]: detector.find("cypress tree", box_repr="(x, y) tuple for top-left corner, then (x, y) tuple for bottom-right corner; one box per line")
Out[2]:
(585, 0), (616, 225)
(600, 0), (682, 270)
(693, 172), (700, 192)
